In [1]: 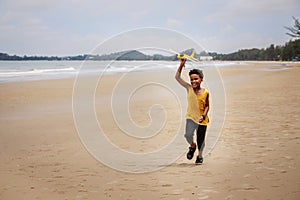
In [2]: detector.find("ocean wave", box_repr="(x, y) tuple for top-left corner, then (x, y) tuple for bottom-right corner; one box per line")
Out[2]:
(0, 67), (76, 77)
(0, 61), (242, 83)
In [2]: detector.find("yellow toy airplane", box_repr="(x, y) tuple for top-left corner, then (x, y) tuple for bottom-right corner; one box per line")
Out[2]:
(169, 49), (201, 63)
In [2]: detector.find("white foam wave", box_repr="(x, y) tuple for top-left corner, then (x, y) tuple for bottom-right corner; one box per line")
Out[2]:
(0, 67), (76, 77)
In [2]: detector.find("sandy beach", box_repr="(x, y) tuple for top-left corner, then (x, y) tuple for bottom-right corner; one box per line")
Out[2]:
(0, 62), (299, 199)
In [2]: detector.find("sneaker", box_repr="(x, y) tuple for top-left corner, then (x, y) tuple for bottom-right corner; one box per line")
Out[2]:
(195, 156), (203, 165)
(186, 145), (196, 160)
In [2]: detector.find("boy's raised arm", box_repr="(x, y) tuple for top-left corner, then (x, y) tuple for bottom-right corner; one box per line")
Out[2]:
(175, 59), (190, 90)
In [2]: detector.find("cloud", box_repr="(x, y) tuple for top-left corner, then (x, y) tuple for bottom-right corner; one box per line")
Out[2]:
(1, 0), (58, 13)
(204, 0), (300, 23)
(129, 10), (150, 22)
(166, 18), (183, 29)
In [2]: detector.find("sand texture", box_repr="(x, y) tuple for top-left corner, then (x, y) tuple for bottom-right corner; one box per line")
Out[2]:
(0, 62), (299, 199)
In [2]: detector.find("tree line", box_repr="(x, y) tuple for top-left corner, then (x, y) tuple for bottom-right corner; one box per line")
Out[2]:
(211, 39), (300, 61)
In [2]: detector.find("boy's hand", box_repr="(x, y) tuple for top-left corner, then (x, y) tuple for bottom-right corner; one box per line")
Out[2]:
(180, 58), (186, 67)
(199, 114), (206, 123)
(199, 115), (204, 123)
(199, 118), (203, 123)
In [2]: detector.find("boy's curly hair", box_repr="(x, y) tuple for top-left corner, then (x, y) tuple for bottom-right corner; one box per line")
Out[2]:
(189, 69), (204, 79)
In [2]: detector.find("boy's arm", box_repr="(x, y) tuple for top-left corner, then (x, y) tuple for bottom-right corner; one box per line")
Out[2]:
(175, 59), (190, 90)
(199, 92), (210, 123)
(203, 93), (210, 117)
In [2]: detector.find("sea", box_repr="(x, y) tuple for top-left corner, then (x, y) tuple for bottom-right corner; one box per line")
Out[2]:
(0, 60), (239, 83)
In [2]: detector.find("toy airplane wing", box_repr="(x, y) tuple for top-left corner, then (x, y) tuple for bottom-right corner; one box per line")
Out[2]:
(169, 49), (201, 63)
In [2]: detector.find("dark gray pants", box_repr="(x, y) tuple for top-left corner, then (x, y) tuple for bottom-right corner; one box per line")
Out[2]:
(185, 119), (207, 151)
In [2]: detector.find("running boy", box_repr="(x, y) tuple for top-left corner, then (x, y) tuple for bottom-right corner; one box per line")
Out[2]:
(175, 58), (210, 164)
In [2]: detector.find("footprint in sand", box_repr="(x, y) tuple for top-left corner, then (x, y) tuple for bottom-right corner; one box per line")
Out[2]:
(159, 181), (173, 187)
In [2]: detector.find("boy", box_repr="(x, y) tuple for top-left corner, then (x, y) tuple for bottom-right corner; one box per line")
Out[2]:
(175, 58), (210, 164)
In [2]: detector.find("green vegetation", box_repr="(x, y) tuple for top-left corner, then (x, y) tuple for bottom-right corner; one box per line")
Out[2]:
(285, 16), (300, 38)
(0, 50), (176, 61)
(87, 50), (175, 61)
(0, 53), (64, 61)
(212, 40), (300, 61)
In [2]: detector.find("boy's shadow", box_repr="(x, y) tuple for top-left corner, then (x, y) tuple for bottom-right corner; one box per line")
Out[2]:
(160, 162), (198, 168)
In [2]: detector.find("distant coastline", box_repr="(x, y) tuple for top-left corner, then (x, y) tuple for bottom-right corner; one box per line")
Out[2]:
(0, 49), (206, 61)
(1, 39), (299, 61)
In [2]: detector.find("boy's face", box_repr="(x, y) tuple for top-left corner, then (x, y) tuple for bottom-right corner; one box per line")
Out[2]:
(189, 74), (202, 88)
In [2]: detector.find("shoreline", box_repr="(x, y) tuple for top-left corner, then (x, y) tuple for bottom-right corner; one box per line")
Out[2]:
(0, 60), (298, 84)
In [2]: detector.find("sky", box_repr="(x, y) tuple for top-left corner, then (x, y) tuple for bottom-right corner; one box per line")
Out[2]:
(0, 0), (299, 56)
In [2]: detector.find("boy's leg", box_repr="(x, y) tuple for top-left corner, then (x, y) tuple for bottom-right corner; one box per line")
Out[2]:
(185, 119), (198, 160)
(195, 125), (207, 164)
(197, 125), (207, 153)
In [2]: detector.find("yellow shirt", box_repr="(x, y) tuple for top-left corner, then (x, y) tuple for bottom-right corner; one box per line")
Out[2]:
(186, 87), (209, 126)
